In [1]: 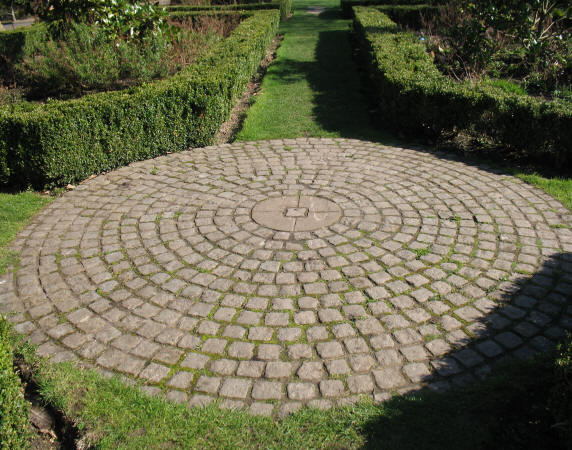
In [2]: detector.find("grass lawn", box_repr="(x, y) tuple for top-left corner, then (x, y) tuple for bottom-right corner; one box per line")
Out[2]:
(515, 172), (572, 212)
(0, 191), (52, 275)
(4, 334), (563, 449)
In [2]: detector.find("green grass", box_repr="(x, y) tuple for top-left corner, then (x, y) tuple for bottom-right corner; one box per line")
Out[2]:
(0, 191), (52, 274)
(410, 246), (431, 259)
(9, 332), (566, 449)
(515, 172), (572, 212)
(236, 0), (390, 141)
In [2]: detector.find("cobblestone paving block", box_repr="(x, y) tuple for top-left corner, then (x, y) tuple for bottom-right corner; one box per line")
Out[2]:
(266, 361), (294, 379)
(7, 138), (570, 415)
(316, 341), (345, 359)
(347, 374), (374, 394)
(297, 361), (325, 381)
(287, 382), (318, 400)
(180, 353), (210, 370)
(139, 363), (170, 383)
(237, 361), (266, 378)
(249, 402), (275, 416)
(373, 368), (407, 389)
(219, 378), (252, 399)
(167, 371), (194, 389)
(319, 379), (346, 397)
(252, 380), (283, 400)
(195, 376), (221, 394)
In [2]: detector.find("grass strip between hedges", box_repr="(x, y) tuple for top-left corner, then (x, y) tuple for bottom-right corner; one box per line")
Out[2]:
(236, 0), (390, 141)
(339, 0), (439, 19)
(168, 0), (292, 20)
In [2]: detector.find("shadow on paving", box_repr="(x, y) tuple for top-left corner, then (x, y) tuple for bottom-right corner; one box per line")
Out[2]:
(359, 252), (572, 450)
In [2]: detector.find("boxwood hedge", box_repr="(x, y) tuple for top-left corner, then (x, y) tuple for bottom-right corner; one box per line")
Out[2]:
(341, 0), (441, 19)
(370, 4), (438, 28)
(352, 7), (572, 165)
(0, 23), (46, 80)
(169, 0), (292, 19)
(0, 10), (280, 188)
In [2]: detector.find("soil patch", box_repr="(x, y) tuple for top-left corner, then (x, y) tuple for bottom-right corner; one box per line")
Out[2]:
(16, 360), (81, 449)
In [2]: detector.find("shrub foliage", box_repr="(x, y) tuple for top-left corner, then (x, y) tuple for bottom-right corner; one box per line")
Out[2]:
(352, 7), (571, 164)
(0, 10), (280, 188)
(0, 317), (30, 449)
(11, 19), (225, 99)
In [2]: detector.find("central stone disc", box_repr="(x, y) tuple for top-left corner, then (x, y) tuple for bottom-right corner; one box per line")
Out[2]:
(252, 195), (342, 231)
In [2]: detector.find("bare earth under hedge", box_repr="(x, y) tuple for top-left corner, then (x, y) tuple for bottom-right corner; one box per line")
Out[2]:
(1, 138), (571, 417)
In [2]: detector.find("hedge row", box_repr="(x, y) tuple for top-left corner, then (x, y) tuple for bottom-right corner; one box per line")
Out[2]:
(169, 0), (292, 19)
(341, 0), (440, 18)
(175, 0), (272, 4)
(0, 318), (30, 448)
(0, 10), (280, 188)
(0, 8), (280, 72)
(371, 4), (438, 28)
(352, 7), (572, 164)
(0, 23), (46, 81)
(167, 10), (248, 21)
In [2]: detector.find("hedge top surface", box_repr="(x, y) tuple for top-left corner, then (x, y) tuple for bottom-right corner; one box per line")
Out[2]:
(2, 138), (571, 417)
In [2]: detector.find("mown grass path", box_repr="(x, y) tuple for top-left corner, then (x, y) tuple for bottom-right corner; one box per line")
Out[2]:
(237, 0), (388, 142)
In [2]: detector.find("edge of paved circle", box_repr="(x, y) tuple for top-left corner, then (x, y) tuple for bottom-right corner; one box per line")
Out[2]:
(1, 137), (571, 417)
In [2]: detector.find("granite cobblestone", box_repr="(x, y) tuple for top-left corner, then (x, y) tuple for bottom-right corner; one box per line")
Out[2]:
(2, 138), (571, 415)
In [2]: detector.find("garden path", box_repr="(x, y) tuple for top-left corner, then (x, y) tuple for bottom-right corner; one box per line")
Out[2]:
(1, 1), (571, 417)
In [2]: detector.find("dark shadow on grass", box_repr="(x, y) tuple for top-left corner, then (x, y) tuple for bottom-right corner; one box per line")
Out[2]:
(288, 8), (571, 179)
(359, 252), (572, 449)
(267, 5), (397, 142)
(310, 13), (394, 141)
(360, 353), (569, 450)
(310, 29), (390, 140)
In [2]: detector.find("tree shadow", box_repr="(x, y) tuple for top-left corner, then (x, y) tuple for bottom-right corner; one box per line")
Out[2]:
(309, 23), (392, 142)
(359, 252), (572, 449)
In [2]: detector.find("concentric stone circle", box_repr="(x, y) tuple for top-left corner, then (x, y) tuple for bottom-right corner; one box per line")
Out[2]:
(1, 138), (571, 417)
(252, 195), (342, 231)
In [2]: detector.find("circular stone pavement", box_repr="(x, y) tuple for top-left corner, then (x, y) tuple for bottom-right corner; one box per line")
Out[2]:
(2, 138), (572, 416)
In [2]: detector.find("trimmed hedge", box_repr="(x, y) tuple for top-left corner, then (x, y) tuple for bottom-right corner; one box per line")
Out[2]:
(341, 0), (440, 18)
(0, 24), (46, 80)
(371, 4), (438, 29)
(167, 10), (249, 21)
(168, 0), (291, 19)
(0, 10), (280, 188)
(0, 317), (30, 449)
(352, 7), (572, 165)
